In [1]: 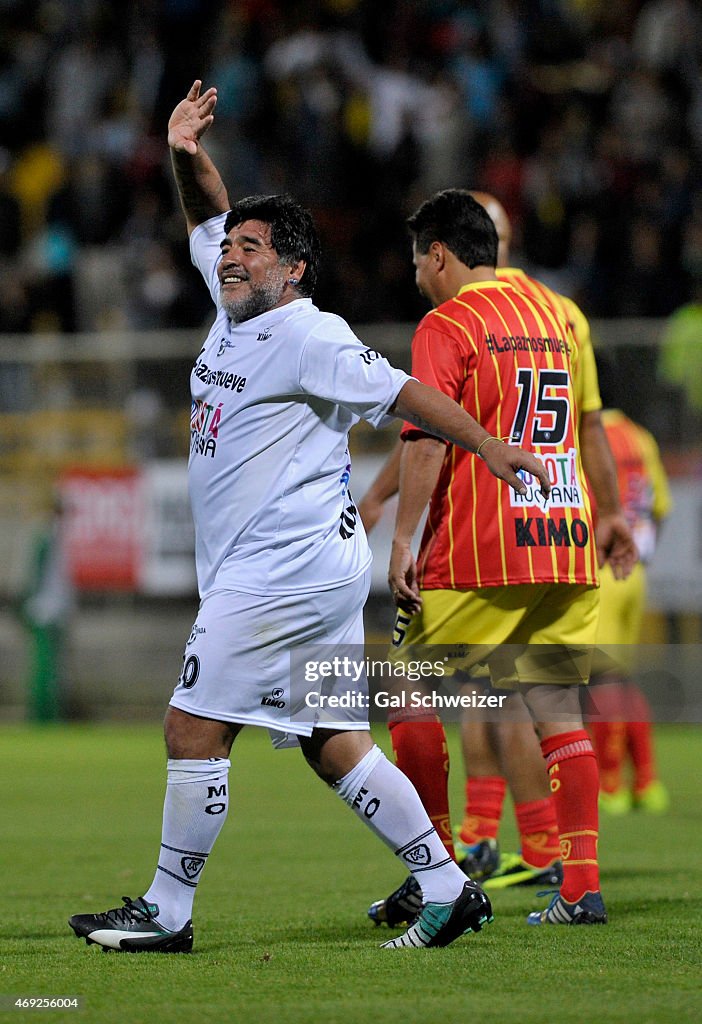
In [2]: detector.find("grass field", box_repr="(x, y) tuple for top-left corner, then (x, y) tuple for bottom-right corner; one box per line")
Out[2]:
(2, 723), (701, 1024)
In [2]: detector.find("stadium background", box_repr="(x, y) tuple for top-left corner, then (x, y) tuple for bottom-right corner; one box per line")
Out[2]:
(0, 0), (701, 720)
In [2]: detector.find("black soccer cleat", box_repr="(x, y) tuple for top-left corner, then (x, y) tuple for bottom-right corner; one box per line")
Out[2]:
(482, 853), (563, 890)
(368, 874), (423, 928)
(527, 889), (608, 926)
(381, 879), (494, 949)
(68, 896), (193, 953)
(456, 838), (500, 881)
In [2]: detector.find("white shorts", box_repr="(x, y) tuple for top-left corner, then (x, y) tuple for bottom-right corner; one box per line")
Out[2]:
(169, 568), (372, 745)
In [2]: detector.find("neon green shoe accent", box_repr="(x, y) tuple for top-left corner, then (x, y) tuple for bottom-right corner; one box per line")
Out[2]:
(633, 780), (670, 814)
(483, 852), (562, 890)
(599, 788), (633, 815)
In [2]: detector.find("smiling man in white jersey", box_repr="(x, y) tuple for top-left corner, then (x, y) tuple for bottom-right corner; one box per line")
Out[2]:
(68, 81), (550, 954)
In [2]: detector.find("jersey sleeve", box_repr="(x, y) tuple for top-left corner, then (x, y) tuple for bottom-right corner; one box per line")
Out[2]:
(400, 317), (468, 441)
(564, 297), (602, 415)
(298, 316), (411, 428)
(189, 213), (228, 306)
(640, 428), (673, 522)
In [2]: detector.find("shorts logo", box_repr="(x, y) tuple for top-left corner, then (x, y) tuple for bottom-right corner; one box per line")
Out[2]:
(181, 856), (206, 880)
(186, 625), (206, 646)
(180, 654), (200, 689)
(261, 688), (286, 708)
(404, 844), (431, 866)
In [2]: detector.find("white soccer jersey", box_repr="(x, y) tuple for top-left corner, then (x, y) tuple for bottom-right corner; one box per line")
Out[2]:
(189, 213), (410, 598)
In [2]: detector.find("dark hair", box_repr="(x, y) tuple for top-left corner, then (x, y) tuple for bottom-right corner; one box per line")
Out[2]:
(224, 194), (321, 296)
(407, 189), (498, 269)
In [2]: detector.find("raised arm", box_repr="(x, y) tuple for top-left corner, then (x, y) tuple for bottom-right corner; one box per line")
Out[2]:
(168, 80), (230, 234)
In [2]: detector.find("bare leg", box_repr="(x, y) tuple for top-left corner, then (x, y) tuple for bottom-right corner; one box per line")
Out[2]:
(302, 728), (474, 912)
(299, 727), (373, 784)
(164, 705), (242, 758)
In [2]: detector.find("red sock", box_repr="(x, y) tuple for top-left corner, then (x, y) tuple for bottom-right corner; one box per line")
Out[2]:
(514, 798), (560, 869)
(624, 686), (657, 792)
(388, 712), (454, 857)
(459, 776), (506, 845)
(541, 730), (600, 902)
(589, 720), (627, 793)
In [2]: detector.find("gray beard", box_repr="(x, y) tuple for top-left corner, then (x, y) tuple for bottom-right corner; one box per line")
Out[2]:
(221, 271), (287, 324)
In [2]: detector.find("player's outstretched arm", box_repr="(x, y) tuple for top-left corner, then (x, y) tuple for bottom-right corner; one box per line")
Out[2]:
(168, 80), (230, 234)
(357, 438), (402, 533)
(392, 379), (550, 499)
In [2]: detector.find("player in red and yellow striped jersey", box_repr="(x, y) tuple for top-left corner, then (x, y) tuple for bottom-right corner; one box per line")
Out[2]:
(400, 282), (597, 590)
(386, 190), (627, 926)
(454, 194), (631, 887)
(588, 392), (672, 815)
(362, 194), (634, 919)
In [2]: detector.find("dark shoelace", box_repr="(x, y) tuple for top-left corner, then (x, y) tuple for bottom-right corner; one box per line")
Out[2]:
(101, 897), (154, 926)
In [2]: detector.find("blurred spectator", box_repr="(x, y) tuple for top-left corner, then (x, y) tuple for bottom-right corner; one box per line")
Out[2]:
(608, 66), (673, 167)
(45, 13), (125, 159)
(21, 219), (78, 333)
(15, 496), (75, 722)
(0, 148), (22, 259)
(0, 0), (698, 331)
(631, 0), (702, 84)
(125, 241), (181, 330)
(660, 277), (702, 416)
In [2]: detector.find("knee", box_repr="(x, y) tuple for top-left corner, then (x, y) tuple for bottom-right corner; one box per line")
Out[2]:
(300, 729), (374, 787)
(164, 707), (238, 759)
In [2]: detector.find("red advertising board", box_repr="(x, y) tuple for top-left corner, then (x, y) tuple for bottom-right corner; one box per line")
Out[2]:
(60, 468), (144, 590)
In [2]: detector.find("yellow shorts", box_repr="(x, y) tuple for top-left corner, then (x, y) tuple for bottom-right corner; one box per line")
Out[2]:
(596, 562), (646, 645)
(591, 561), (647, 675)
(391, 583), (600, 687)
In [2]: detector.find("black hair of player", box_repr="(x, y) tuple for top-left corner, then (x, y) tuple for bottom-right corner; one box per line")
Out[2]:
(407, 189), (498, 269)
(224, 194), (321, 297)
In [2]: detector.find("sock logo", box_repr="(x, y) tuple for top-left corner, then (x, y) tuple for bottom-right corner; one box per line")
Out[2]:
(404, 844), (431, 866)
(434, 814), (452, 843)
(560, 838), (572, 861)
(548, 763), (561, 793)
(352, 787), (380, 819)
(181, 856), (206, 880)
(206, 783), (227, 815)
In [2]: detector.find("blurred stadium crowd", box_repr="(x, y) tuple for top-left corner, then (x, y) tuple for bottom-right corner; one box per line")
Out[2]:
(1, 0), (702, 337)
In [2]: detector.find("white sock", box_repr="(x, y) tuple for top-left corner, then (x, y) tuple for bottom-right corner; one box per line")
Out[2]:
(334, 745), (465, 904)
(143, 758), (230, 931)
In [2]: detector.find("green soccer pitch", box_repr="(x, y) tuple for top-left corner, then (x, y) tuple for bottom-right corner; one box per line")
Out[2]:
(2, 723), (700, 1024)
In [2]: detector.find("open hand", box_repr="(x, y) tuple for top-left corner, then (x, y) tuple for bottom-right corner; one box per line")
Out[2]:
(595, 512), (638, 579)
(480, 438), (551, 499)
(389, 540), (422, 613)
(168, 80), (217, 155)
